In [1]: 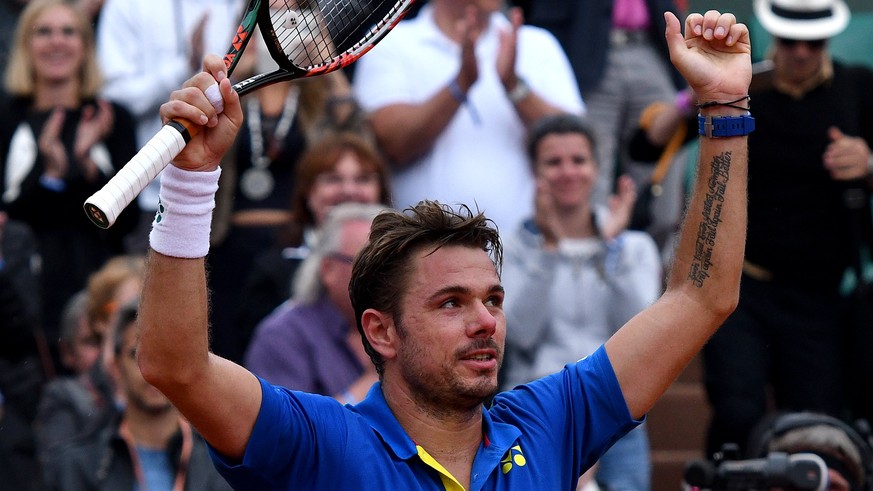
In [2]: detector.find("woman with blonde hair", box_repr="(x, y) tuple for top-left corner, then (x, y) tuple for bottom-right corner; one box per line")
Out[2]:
(0, 0), (139, 348)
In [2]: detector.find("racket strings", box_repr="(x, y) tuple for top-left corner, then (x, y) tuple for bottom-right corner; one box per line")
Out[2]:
(269, 0), (401, 69)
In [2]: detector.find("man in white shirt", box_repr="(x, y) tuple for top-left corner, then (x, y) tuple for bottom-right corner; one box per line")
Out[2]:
(352, 0), (584, 234)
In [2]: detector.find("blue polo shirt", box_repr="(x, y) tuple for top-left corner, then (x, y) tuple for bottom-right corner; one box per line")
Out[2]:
(209, 345), (640, 490)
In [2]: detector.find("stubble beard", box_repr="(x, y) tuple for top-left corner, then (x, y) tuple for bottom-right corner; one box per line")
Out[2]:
(396, 322), (500, 418)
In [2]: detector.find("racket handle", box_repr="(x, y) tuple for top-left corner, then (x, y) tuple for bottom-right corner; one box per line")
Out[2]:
(83, 119), (199, 229)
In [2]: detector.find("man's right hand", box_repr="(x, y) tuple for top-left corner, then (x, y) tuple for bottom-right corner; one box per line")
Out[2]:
(664, 11), (752, 103)
(158, 55), (243, 172)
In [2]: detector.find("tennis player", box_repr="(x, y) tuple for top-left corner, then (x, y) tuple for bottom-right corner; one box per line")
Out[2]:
(137, 10), (752, 490)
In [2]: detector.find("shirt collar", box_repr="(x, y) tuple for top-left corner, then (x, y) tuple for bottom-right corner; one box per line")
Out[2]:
(352, 383), (521, 462)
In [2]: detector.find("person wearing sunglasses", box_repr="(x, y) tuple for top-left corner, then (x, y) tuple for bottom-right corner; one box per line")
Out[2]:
(702, 0), (873, 461)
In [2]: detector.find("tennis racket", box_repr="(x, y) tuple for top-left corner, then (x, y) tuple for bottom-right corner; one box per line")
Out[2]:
(84, 0), (416, 229)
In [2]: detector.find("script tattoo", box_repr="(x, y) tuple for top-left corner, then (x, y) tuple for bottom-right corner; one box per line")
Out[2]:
(688, 151), (731, 287)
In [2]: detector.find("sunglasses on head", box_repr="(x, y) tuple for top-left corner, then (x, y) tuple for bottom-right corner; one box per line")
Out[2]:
(776, 37), (827, 49)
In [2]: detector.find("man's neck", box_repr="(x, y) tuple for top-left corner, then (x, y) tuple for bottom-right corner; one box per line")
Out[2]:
(382, 380), (484, 487)
(124, 406), (180, 450)
(773, 53), (833, 99)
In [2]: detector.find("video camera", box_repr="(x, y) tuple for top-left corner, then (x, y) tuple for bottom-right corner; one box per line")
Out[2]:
(683, 444), (828, 491)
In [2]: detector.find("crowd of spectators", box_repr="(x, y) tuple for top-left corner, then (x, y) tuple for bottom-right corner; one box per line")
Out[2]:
(1, 0), (871, 490)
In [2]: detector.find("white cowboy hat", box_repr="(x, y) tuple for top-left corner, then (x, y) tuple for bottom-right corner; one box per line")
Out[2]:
(754, 0), (851, 40)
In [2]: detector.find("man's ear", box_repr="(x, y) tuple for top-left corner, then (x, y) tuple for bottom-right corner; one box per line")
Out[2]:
(361, 309), (397, 361)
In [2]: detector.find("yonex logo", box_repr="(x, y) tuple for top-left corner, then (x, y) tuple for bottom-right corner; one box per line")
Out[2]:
(500, 445), (526, 474)
(154, 199), (165, 224)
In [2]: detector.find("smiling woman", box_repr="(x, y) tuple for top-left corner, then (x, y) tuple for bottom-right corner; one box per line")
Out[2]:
(0, 0), (140, 361)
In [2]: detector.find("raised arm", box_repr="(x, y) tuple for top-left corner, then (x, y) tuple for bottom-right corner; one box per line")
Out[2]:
(136, 55), (262, 461)
(605, 11), (751, 419)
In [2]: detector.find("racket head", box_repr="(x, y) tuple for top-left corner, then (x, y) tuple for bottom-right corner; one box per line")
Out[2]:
(234, 0), (416, 96)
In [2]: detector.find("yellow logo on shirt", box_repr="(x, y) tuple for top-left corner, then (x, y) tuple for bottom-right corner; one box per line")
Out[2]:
(501, 445), (527, 474)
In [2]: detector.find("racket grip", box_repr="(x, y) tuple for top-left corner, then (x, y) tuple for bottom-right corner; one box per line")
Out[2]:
(83, 120), (197, 229)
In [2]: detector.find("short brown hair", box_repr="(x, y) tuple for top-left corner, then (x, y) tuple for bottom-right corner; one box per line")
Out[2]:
(526, 113), (598, 167)
(349, 201), (502, 375)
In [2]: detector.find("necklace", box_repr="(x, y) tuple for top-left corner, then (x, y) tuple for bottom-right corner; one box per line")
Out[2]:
(240, 85), (300, 201)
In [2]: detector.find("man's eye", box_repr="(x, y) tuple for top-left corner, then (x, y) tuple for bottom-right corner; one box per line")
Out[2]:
(485, 296), (503, 308)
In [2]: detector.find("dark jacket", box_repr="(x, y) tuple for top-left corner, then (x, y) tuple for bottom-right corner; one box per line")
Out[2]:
(0, 218), (45, 491)
(0, 96), (139, 341)
(46, 420), (232, 491)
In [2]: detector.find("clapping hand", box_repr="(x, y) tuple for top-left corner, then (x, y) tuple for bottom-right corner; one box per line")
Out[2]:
(533, 176), (564, 249)
(74, 100), (114, 180)
(454, 6), (481, 93)
(601, 175), (638, 241)
(38, 108), (68, 180)
(496, 7), (522, 93)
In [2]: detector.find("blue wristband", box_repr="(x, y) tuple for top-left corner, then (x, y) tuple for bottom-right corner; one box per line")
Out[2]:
(698, 113), (756, 138)
(447, 79), (481, 125)
(448, 79), (467, 103)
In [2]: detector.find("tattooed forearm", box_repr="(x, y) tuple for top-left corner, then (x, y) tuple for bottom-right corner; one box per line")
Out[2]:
(688, 151), (732, 287)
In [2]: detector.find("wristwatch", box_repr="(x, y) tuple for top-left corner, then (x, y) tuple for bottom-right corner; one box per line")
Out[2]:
(507, 77), (531, 103)
(698, 114), (756, 138)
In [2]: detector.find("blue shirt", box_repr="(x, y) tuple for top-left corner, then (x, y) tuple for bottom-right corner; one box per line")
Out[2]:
(210, 346), (640, 490)
(244, 297), (361, 395)
(136, 446), (173, 491)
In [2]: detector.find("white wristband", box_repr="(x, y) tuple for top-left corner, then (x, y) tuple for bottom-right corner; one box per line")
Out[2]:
(149, 165), (221, 258)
